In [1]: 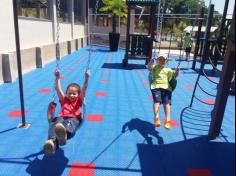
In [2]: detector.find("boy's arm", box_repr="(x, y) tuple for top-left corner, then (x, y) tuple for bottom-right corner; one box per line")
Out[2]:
(175, 67), (180, 77)
(55, 70), (64, 101)
(81, 70), (90, 101)
(147, 59), (154, 71)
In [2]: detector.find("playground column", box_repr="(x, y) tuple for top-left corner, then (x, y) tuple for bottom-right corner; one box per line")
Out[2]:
(50, 0), (57, 42)
(68, 0), (74, 39)
(200, 4), (214, 70)
(209, 8), (235, 139)
(192, 8), (204, 70)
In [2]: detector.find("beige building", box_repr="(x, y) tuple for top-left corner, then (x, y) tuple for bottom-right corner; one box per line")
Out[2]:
(0, 0), (87, 84)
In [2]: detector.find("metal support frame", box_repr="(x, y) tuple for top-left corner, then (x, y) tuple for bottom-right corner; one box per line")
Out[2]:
(190, 4), (214, 107)
(192, 8), (204, 69)
(12, 0), (29, 128)
(209, 7), (235, 139)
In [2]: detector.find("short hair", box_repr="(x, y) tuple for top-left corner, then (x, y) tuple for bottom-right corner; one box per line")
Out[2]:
(66, 83), (81, 94)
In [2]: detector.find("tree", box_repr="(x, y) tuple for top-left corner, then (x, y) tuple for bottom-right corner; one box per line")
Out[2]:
(99, 0), (128, 33)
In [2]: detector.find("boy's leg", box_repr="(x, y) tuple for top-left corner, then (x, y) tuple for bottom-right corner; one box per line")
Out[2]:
(151, 88), (162, 127)
(153, 102), (160, 118)
(44, 118), (62, 155)
(55, 121), (68, 146)
(61, 118), (82, 139)
(164, 103), (171, 122)
(163, 90), (172, 129)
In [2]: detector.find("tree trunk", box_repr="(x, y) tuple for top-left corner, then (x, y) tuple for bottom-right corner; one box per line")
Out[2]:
(113, 14), (116, 33)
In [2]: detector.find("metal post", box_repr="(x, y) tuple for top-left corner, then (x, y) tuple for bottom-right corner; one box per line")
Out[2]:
(168, 31), (173, 58)
(124, 6), (131, 65)
(192, 8), (204, 69)
(200, 4), (214, 71)
(190, 5), (214, 107)
(12, 0), (29, 128)
(209, 8), (235, 139)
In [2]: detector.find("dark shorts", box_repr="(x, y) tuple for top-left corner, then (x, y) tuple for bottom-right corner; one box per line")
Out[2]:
(151, 88), (172, 105)
(185, 47), (192, 53)
(48, 117), (83, 140)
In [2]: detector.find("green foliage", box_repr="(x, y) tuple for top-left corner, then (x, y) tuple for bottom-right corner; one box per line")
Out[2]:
(100, 0), (128, 18)
(100, 0), (128, 32)
(173, 21), (188, 37)
(161, 0), (222, 35)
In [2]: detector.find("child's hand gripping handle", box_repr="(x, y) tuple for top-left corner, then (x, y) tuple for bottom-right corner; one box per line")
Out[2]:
(54, 69), (60, 79)
(85, 69), (91, 80)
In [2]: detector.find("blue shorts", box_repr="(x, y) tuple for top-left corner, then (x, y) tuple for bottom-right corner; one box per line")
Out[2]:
(151, 88), (172, 105)
(185, 47), (192, 53)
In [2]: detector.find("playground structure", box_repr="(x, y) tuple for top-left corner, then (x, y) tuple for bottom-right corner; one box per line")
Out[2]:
(0, 0), (234, 175)
(122, 0), (158, 66)
(0, 0), (233, 138)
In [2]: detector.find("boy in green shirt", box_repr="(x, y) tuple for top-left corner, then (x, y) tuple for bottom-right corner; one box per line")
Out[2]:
(183, 32), (193, 66)
(148, 54), (179, 129)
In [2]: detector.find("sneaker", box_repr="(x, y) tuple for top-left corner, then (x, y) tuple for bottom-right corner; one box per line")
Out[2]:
(43, 139), (55, 156)
(154, 118), (161, 127)
(164, 121), (171, 129)
(55, 123), (67, 146)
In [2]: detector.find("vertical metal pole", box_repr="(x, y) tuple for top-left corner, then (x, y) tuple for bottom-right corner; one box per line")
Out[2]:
(190, 5), (214, 107)
(200, 4), (214, 71)
(12, 0), (27, 127)
(168, 31), (173, 58)
(124, 6), (131, 64)
(209, 7), (235, 139)
(218, 0), (229, 40)
(192, 8), (204, 69)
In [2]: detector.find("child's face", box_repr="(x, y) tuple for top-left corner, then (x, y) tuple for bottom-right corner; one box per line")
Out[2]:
(157, 57), (166, 66)
(66, 86), (79, 102)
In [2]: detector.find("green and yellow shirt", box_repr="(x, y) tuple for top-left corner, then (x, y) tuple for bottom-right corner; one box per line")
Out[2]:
(150, 65), (174, 91)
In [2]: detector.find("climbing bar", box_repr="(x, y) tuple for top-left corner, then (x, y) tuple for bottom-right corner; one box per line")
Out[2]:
(197, 82), (217, 97)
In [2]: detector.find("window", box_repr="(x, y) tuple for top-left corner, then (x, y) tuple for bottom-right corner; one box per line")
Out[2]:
(74, 0), (85, 24)
(58, 0), (69, 23)
(17, 0), (49, 19)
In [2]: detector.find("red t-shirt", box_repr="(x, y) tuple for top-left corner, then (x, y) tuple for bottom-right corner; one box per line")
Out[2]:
(58, 96), (83, 119)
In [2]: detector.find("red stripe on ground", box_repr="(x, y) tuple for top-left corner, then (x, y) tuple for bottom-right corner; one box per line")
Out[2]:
(95, 92), (107, 96)
(202, 99), (215, 105)
(187, 168), (212, 176)
(68, 162), (95, 176)
(39, 88), (51, 93)
(100, 79), (109, 83)
(87, 114), (103, 122)
(137, 72), (144, 76)
(185, 84), (194, 89)
(209, 77), (217, 81)
(8, 110), (28, 118)
(162, 119), (180, 127)
(67, 68), (75, 71)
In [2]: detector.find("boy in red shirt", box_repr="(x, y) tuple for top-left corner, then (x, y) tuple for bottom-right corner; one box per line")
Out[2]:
(43, 69), (90, 155)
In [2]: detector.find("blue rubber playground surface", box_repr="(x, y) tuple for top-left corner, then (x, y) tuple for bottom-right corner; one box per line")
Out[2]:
(0, 46), (235, 176)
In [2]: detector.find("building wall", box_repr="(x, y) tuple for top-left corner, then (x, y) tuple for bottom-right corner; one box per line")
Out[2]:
(0, 0), (16, 53)
(18, 17), (54, 50)
(0, 0), (87, 84)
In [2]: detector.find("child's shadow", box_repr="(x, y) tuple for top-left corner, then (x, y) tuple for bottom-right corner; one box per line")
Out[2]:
(26, 148), (69, 176)
(122, 118), (164, 145)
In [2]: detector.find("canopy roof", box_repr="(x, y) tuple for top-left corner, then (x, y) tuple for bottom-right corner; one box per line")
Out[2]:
(126, 0), (159, 5)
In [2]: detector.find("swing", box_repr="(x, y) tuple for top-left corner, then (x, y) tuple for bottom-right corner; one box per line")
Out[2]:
(169, 61), (181, 91)
(47, 0), (95, 123)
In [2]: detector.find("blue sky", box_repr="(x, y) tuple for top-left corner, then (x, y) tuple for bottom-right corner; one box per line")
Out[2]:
(204, 0), (235, 14)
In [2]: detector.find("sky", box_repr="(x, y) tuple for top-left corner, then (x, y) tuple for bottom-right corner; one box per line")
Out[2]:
(204, 0), (235, 14)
